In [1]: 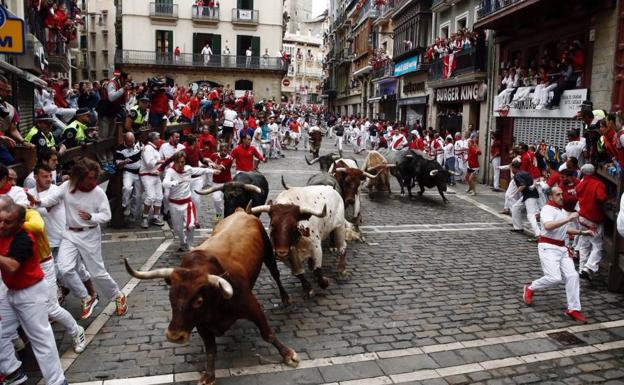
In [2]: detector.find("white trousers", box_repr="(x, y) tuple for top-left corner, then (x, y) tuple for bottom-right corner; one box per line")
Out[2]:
(512, 197), (540, 236)
(504, 179), (520, 210)
(122, 171), (142, 214)
(170, 201), (196, 248)
(531, 244), (581, 311)
(52, 246), (91, 286)
(336, 135), (344, 152)
(0, 288), (21, 376)
(495, 88), (515, 109)
(41, 259), (79, 336)
(6, 280), (66, 385)
(577, 217), (604, 273)
(456, 157), (466, 177)
(141, 175), (163, 207)
(190, 175), (206, 217)
(212, 183), (224, 216)
(491, 156), (501, 189)
(57, 227), (121, 301)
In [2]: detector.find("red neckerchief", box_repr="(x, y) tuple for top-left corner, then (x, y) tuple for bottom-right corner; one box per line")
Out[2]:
(0, 182), (11, 195)
(547, 200), (564, 209)
(71, 182), (97, 193)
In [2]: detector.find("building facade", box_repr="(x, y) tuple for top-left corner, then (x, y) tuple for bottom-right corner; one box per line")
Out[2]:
(116, 0), (288, 100)
(283, 31), (325, 104)
(77, 0), (117, 81)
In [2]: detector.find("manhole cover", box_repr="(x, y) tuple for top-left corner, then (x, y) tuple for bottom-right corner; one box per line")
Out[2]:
(547, 331), (586, 346)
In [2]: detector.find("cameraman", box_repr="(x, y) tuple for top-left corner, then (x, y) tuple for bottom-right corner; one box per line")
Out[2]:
(147, 77), (173, 134)
(98, 71), (131, 139)
(0, 76), (33, 165)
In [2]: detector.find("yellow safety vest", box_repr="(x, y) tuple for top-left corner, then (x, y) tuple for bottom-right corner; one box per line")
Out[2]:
(131, 106), (146, 128)
(24, 126), (56, 148)
(63, 120), (87, 142)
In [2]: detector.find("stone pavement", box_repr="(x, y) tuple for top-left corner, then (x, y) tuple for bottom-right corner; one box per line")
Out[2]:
(16, 140), (624, 385)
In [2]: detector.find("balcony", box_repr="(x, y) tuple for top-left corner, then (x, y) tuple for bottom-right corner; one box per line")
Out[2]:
(474, 0), (540, 31)
(149, 2), (178, 21)
(374, 0), (396, 24)
(428, 47), (486, 83)
(431, 0), (452, 12)
(232, 8), (259, 26)
(191, 5), (219, 24)
(371, 63), (395, 81)
(115, 50), (288, 73)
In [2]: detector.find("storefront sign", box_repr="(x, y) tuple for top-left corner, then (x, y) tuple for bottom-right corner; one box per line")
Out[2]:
(493, 88), (588, 118)
(394, 56), (419, 77)
(0, 7), (25, 54)
(380, 82), (396, 96)
(403, 81), (425, 95)
(435, 82), (487, 103)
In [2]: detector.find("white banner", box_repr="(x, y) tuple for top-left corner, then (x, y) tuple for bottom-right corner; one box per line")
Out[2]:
(238, 9), (252, 20)
(494, 89), (588, 119)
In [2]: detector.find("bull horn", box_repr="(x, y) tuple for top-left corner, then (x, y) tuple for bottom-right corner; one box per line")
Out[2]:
(331, 154), (341, 159)
(334, 167), (348, 173)
(250, 204), (272, 215)
(207, 275), (234, 299)
(430, 170), (439, 176)
(281, 175), (290, 190)
(245, 200), (253, 214)
(305, 156), (319, 165)
(196, 184), (224, 195)
(243, 184), (262, 194)
(362, 171), (378, 179)
(300, 204), (326, 218)
(386, 163), (397, 168)
(124, 258), (173, 280)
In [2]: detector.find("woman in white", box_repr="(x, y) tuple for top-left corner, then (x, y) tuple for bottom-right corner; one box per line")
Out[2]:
(162, 151), (220, 251)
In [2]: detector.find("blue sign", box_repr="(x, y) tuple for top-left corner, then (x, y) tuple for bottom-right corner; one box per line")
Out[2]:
(394, 56), (419, 77)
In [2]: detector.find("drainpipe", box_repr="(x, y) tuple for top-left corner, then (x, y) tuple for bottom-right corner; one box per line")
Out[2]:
(483, 29), (497, 185)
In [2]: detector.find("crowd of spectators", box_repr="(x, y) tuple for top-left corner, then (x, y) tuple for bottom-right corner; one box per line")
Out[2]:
(424, 28), (483, 62)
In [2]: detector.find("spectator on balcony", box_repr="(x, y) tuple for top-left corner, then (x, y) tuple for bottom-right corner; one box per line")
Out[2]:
(215, 1), (220, 16)
(570, 40), (584, 74)
(545, 56), (577, 110)
(195, 0), (204, 16)
(174, 46), (181, 62)
(246, 47), (253, 67)
(207, 0), (215, 16)
(262, 49), (270, 68)
(494, 67), (519, 110)
(201, 43), (213, 66)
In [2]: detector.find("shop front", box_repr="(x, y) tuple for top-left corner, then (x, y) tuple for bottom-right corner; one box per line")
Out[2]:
(431, 81), (487, 138)
(370, 78), (398, 121)
(396, 58), (428, 126)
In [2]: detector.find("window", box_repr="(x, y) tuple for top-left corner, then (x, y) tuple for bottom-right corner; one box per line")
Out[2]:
(455, 11), (469, 32)
(237, 0), (253, 10)
(155, 30), (173, 54)
(439, 21), (450, 39)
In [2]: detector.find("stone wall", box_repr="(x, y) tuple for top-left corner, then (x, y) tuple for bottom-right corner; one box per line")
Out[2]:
(590, 5), (618, 110)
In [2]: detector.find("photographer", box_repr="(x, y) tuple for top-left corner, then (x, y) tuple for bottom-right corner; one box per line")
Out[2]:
(147, 77), (173, 133)
(98, 71), (131, 139)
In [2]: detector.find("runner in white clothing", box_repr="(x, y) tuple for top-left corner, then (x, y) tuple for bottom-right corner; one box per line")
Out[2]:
(162, 151), (220, 251)
(140, 132), (165, 229)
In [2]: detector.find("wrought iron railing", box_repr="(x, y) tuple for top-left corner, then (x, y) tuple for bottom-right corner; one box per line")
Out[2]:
(371, 63), (395, 80)
(232, 8), (259, 23)
(428, 47), (486, 81)
(115, 49), (288, 71)
(477, 0), (527, 20)
(192, 5), (219, 20)
(149, 2), (178, 18)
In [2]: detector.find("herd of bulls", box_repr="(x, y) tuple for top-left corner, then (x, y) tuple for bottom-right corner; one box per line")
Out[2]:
(124, 147), (458, 385)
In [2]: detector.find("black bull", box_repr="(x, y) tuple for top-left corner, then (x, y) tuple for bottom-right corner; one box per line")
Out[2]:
(196, 172), (269, 216)
(396, 150), (457, 203)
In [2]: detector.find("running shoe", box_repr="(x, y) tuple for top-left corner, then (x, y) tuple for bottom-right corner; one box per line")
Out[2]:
(152, 217), (165, 226)
(523, 285), (533, 306)
(73, 325), (87, 353)
(3, 367), (27, 385)
(115, 293), (128, 316)
(80, 295), (99, 320)
(564, 310), (588, 324)
(141, 217), (149, 229)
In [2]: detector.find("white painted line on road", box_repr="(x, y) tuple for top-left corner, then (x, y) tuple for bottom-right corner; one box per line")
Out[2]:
(52, 239), (175, 385)
(451, 190), (512, 224)
(102, 237), (165, 244)
(67, 319), (624, 385)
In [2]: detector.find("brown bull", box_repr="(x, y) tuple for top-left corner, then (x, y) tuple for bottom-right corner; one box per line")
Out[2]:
(330, 159), (377, 224)
(362, 150), (394, 193)
(125, 209), (298, 385)
(309, 130), (322, 158)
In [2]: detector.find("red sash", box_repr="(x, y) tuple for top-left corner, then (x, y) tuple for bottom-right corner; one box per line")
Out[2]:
(169, 197), (196, 230)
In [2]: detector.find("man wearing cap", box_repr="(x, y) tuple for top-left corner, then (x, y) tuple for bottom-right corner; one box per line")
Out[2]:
(124, 97), (149, 133)
(575, 164), (607, 279)
(61, 108), (91, 148)
(25, 115), (67, 156)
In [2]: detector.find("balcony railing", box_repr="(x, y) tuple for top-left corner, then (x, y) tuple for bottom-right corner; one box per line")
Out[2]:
(192, 5), (220, 22)
(377, 0), (396, 19)
(115, 50), (288, 72)
(150, 2), (178, 18)
(428, 47), (486, 82)
(232, 8), (259, 24)
(477, 0), (527, 20)
(371, 63), (395, 80)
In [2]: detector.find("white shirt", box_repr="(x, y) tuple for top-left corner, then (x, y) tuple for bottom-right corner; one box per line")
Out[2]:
(617, 193), (624, 238)
(246, 49), (252, 57)
(390, 134), (407, 151)
(163, 166), (214, 200)
(23, 170), (58, 191)
(201, 46), (213, 56)
(268, 123), (280, 138)
(539, 204), (568, 242)
(223, 108), (237, 127)
(140, 142), (163, 173)
(443, 143), (455, 160)
(39, 181), (111, 229)
(564, 138), (586, 165)
(7, 186), (28, 207)
(32, 184), (65, 248)
(159, 141), (185, 161)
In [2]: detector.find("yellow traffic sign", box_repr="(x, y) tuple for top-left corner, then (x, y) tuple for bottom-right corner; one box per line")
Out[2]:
(0, 7), (25, 54)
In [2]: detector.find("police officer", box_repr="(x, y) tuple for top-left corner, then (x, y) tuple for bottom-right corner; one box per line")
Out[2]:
(25, 115), (66, 156)
(124, 96), (150, 133)
(61, 108), (91, 148)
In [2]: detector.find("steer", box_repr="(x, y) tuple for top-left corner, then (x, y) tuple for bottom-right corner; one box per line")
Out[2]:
(309, 129), (323, 158)
(252, 186), (347, 297)
(362, 150), (394, 193)
(124, 209), (298, 385)
(196, 171), (268, 217)
(305, 152), (341, 172)
(329, 158), (377, 225)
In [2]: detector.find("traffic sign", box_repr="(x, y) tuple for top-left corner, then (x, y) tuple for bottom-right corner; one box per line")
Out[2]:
(282, 79), (291, 86)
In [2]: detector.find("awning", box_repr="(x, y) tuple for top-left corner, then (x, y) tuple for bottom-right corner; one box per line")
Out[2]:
(398, 96), (427, 106)
(368, 96), (381, 103)
(353, 65), (373, 77)
(0, 59), (46, 87)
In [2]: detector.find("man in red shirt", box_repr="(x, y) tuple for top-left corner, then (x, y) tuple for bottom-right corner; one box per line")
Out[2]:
(209, 143), (234, 220)
(199, 125), (217, 158)
(519, 143), (541, 179)
(575, 164), (607, 279)
(0, 203), (67, 385)
(289, 118), (301, 149)
(466, 139), (482, 196)
(231, 134), (264, 172)
(180, 92), (200, 123)
(148, 81), (172, 133)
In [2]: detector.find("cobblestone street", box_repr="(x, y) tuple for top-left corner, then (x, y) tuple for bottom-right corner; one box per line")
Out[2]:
(15, 141), (619, 385)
